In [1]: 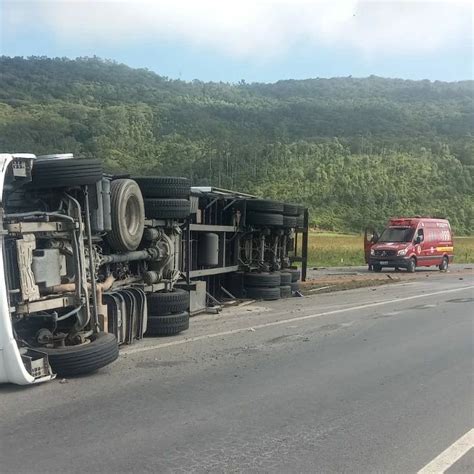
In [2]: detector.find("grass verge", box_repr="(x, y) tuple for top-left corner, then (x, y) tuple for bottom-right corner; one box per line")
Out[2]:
(302, 232), (474, 267)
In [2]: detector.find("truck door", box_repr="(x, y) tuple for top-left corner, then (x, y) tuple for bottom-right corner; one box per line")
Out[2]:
(415, 227), (436, 267)
(418, 225), (440, 267)
(364, 227), (378, 265)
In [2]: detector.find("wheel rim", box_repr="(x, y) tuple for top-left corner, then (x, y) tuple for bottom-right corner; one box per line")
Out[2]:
(125, 194), (141, 236)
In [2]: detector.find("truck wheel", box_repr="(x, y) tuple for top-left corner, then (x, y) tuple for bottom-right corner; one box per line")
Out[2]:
(283, 204), (300, 216)
(244, 272), (281, 288)
(439, 256), (448, 272)
(246, 200), (284, 214)
(283, 268), (301, 282)
(39, 332), (119, 377)
(283, 216), (297, 228)
(407, 258), (416, 273)
(245, 286), (281, 300)
(31, 158), (103, 188)
(147, 289), (190, 315)
(107, 179), (145, 252)
(144, 199), (190, 219)
(133, 177), (191, 198)
(246, 211), (284, 227)
(373, 264), (382, 272)
(146, 311), (189, 337)
(280, 272), (292, 285)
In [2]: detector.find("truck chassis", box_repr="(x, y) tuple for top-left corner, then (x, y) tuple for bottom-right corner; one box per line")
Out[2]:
(0, 154), (308, 385)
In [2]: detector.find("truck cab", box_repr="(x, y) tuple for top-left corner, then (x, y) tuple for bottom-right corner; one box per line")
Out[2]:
(369, 217), (454, 273)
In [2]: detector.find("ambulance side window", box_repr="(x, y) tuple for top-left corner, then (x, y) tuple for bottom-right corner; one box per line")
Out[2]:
(416, 228), (424, 243)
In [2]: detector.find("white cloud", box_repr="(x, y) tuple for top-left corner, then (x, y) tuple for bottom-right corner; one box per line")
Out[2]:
(2, 0), (472, 58)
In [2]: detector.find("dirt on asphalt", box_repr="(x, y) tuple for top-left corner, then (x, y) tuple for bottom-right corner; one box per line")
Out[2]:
(301, 265), (474, 295)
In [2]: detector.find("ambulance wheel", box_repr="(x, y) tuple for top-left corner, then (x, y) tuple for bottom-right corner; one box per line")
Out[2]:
(407, 258), (416, 273)
(439, 256), (448, 272)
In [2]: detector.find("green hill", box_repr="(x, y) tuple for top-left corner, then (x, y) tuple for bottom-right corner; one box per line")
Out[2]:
(0, 56), (472, 233)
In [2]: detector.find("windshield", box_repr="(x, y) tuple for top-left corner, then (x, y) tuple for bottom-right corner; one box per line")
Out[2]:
(377, 227), (415, 243)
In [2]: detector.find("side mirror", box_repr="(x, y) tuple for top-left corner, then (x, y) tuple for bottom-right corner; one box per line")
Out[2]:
(415, 235), (423, 244)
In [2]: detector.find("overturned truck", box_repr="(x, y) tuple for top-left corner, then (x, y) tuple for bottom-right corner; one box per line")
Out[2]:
(0, 154), (308, 385)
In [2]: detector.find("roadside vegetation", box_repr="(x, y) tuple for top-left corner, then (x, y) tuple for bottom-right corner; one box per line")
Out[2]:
(306, 232), (474, 267)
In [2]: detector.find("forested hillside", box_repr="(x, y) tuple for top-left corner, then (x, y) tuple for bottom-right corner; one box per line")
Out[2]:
(0, 56), (472, 233)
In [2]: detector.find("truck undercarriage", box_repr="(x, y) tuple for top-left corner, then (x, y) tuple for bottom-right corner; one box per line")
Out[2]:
(0, 154), (308, 385)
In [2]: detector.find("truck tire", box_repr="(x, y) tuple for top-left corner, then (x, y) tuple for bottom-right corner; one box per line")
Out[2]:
(144, 199), (190, 219)
(283, 216), (297, 228)
(283, 204), (299, 216)
(39, 332), (119, 377)
(107, 179), (145, 252)
(280, 285), (292, 298)
(147, 289), (190, 315)
(246, 200), (284, 214)
(280, 272), (292, 285)
(146, 311), (189, 337)
(31, 158), (103, 188)
(245, 286), (281, 301)
(373, 264), (382, 272)
(133, 177), (190, 199)
(407, 258), (416, 273)
(439, 256), (448, 271)
(244, 272), (281, 288)
(246, 211), (284, 227)
(284, 268), (301, 282)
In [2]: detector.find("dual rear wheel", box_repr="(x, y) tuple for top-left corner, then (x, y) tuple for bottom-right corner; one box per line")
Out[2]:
(146, 289), (190, 337)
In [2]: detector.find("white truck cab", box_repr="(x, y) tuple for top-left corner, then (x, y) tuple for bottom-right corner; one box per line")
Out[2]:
(0, 154), (55, 384)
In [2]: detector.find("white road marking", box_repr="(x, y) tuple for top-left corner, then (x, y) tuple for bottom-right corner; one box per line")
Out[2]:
(418, 429), (474, 473)
(123, 285), (473, 355)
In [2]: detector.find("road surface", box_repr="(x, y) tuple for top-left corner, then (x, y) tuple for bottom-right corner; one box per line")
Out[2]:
(1, 271), (473, 473)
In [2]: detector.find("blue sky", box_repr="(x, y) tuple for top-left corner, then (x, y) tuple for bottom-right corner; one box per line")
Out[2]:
(1, 0), (472, 83)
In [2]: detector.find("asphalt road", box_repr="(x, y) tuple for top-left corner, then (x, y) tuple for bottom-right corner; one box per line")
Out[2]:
(1, 272), (473, 473)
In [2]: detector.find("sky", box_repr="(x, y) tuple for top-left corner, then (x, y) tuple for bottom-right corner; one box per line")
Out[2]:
(1, 0), (472, 83)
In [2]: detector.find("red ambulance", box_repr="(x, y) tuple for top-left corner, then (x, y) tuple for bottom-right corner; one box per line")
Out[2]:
(367, 217), (454, 272)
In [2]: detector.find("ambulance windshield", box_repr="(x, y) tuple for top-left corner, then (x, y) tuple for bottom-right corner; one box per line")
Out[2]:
(378, 227), (415, 243)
